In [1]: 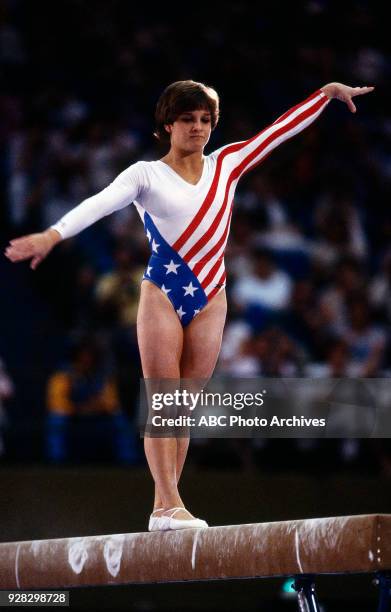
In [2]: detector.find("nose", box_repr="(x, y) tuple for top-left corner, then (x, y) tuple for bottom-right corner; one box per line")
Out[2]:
(191, 118), (203, 131)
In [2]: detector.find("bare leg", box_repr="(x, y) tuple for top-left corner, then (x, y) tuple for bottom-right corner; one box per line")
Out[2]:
(138, 281), (226, 521)
(161, 289), (227, 510)
(174, 289), (228, 502)
(137, 280), (185, 512)
(181, 289), (227, 377)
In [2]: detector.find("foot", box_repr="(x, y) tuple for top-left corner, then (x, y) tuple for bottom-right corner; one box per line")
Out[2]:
(148, 506), (208, 531)
(161, 507), (195, 520)
(151, 507), (164, 516)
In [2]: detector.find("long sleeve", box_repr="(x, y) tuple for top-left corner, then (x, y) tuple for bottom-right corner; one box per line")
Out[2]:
(216, 89), (330, 178)
(50, 162), (145, 240)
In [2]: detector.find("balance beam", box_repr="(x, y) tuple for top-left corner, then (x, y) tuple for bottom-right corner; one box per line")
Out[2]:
(0, 514), (390, 609)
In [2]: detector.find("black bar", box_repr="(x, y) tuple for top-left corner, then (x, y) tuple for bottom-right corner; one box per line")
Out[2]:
(293, 576), (321, 612)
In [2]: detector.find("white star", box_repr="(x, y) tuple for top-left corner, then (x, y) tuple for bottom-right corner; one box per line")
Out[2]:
(193, 309), (201, 317)
(161, 284), (171, 295)
(146, 228), (152, 241)
(146, 266), (153, 277)
(164, 260), (181, 275)
(176, 305), (186, 319)
(151, 239), (160, 253)
(183, 281), (198, 297)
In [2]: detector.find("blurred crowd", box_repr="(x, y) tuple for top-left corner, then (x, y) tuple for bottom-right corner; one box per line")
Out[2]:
(1, 1), (390, 469)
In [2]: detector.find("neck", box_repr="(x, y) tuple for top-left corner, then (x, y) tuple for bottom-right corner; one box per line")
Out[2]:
(162, 149), (204, 170)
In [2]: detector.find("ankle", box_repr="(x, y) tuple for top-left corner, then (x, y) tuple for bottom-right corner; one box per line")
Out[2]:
(162, 507), (194, 518)
(162, 505), (185, 511)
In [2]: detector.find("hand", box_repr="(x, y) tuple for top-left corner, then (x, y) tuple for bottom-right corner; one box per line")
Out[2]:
(4, 229), (62, 270)
(321, 82), (375, 113)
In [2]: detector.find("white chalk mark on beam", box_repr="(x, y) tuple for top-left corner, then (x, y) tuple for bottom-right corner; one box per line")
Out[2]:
(191, 530), (202, 570)
(68, 538), (88, 574)
(31, 541), (42, 557)
(15, 543), (21, 589)
(295, 529), (304, 573)
(104, 535), (125, 577)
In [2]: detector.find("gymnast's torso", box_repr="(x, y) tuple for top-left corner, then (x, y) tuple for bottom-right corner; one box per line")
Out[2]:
(51, 90), (330, 325)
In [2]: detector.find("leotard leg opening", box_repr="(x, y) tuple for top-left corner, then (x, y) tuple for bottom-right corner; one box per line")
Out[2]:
(142, 263), (208, 328)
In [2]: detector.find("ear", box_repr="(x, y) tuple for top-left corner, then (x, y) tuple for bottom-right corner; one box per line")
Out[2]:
(164, 124), (172, 134)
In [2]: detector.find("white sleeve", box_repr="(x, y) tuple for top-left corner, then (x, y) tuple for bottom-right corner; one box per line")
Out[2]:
(50, 162), (145, 240)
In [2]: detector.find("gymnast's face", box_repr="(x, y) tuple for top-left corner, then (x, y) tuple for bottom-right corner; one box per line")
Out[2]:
(165, 109), (212, 153)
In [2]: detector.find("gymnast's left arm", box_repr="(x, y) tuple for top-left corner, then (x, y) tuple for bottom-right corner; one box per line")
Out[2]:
(221, 82), (374, 177)
(4, 162), (145, 270)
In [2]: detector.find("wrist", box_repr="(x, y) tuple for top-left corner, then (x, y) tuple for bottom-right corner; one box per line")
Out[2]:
(320, 83), (338, 100)
(44, 228), (62, 246)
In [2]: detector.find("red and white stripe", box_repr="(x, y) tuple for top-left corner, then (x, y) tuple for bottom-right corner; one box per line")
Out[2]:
(175, 90), (329, 298)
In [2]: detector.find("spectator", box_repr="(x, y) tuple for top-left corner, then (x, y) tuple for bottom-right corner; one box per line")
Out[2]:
(231, 247), (292, 332)
(283, 279), (329, 360)
(318, 256), (366, 333)
(257, 327), (301, 377)
(369, 250), (391, 323)
(217, 318), (253, 375)
(94, 243), (144, 329)
(46, 337), (138, 463)
(339, 294), (387, 376)
(311, 193), (367, 276)
(305, 338), (353, 378)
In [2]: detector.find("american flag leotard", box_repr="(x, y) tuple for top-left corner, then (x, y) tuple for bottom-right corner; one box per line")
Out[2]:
(51, 89), (330, 326)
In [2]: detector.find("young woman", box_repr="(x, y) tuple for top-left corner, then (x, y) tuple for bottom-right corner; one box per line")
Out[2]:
(5, 80), (374, 531)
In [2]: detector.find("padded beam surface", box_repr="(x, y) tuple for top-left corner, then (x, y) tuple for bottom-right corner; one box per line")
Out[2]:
(0, 514), (390, 589)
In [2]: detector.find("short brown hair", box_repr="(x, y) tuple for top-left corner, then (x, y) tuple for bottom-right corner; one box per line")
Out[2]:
(154, 80), (220, 143)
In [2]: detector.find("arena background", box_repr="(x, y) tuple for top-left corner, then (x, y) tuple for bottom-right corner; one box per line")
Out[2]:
(0, 1), (390, 610)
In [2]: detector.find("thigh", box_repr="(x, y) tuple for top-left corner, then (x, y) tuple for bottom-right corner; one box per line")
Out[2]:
(137, 280), (183, 378)
(181, 289), (227, 378)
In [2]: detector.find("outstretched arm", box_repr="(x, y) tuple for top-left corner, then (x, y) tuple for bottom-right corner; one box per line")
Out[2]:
(4, 162), (144, 269)
(218, 83), (374, 178)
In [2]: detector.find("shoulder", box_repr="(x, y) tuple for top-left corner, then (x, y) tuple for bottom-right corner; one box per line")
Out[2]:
(118, 160), (148, 179)
(111, 160), (157, 193)
(120, 160), (161, 182)
(206, 145), (227, 161)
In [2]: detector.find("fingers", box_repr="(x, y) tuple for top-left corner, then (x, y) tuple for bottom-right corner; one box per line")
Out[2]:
(5, 244), (30, 259)
(351, 86), (375, 97)
(4, 238), (36, 262)
(4, 232), (51, 268)
(4, 247), (31, 262)
(344, 85), (374, 113)
(5, 245), (43, 267)
(9, 235), (34, 245)
(347, 98), (357, 113)
(31, 255), (43, 270)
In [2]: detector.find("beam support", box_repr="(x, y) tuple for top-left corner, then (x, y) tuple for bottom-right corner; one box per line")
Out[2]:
(293, 576), (321, 612)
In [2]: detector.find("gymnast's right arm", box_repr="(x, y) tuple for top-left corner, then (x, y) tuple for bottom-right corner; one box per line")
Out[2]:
(4, 163), (143, 270)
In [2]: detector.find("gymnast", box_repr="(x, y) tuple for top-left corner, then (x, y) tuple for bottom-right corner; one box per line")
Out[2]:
(5, 80), (374, 531)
